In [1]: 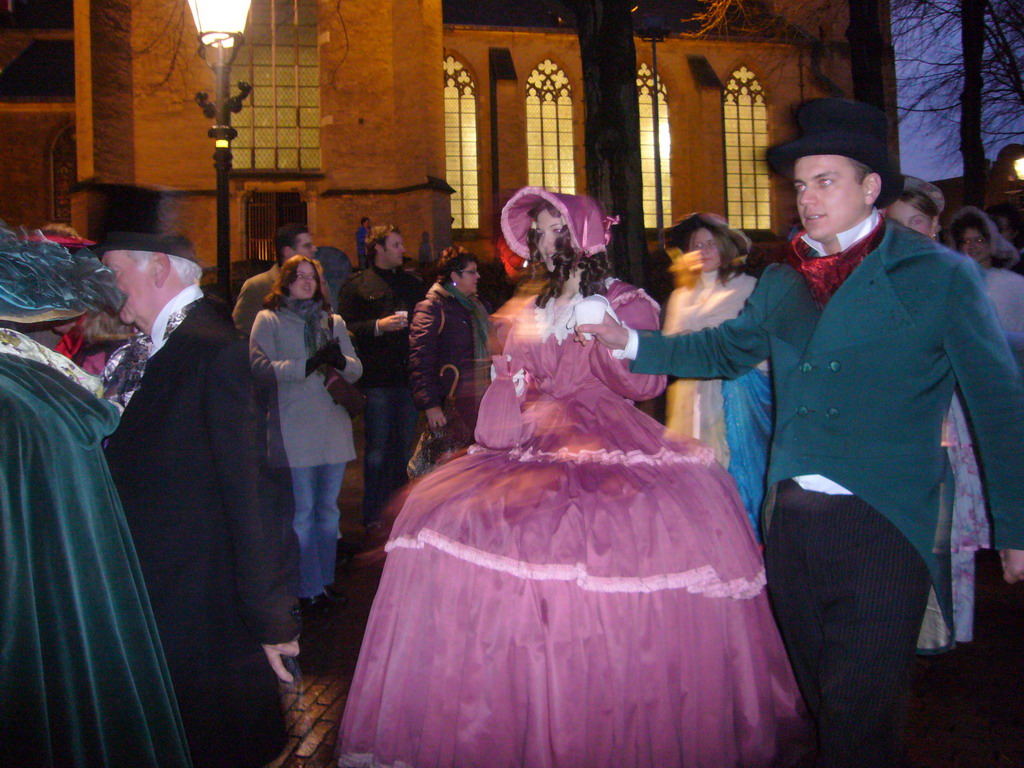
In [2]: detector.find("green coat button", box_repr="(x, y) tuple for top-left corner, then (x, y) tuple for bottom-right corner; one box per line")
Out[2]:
(800, 362), (813, 373)
(826, 407), (839, 419)
(797, 405), (809, 416)
(829, 361), (841, 372)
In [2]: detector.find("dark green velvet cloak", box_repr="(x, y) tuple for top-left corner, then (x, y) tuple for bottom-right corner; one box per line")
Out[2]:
(0, 354), (192, 768)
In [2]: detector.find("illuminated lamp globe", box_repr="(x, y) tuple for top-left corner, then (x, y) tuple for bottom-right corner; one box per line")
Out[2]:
(187, 0), (253, 48)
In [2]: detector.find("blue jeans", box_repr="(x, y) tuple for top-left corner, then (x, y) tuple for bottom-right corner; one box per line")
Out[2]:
(362, 386), (420, 526)
(290, 463), (347, 599)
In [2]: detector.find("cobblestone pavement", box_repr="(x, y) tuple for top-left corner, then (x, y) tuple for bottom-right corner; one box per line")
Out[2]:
(268, 452), (1024, 768)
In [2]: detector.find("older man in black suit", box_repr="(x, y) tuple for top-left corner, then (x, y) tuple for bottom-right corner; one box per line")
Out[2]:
(100, 231), (299, 768)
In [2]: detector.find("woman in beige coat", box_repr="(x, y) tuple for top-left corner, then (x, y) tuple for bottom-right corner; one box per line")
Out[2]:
(251, 255), (362, 614)
(662, 213), (771, 537)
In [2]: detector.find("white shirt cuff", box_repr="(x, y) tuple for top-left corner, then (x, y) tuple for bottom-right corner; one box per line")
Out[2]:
(792, 475), (853, 495)
(614, 328), (640, 360)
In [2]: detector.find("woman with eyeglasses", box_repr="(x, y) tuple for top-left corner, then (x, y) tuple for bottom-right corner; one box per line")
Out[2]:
(250, 255), (362, 616)
(408, 246), (496, 443)
(662, 213), (772, 538)
(948, 206), (1024, 335)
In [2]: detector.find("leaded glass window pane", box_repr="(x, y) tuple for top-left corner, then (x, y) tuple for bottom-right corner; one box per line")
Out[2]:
(637, 63), (671, 229)
(443, 55), (479, 230)
(233, 0), (320, 170)
(525, 60), (575, 194)
(723, 67), (771, 231)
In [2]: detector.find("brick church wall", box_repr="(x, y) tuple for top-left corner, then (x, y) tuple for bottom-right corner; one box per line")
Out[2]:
(0, 106), (74, 229)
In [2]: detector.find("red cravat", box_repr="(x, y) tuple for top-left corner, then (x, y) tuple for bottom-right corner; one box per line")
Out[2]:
(786, 217), (887, 307)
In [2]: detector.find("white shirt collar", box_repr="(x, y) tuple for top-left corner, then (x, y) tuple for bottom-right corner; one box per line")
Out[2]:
(149, 284), (203, 357)
(801, 208), (880, 256)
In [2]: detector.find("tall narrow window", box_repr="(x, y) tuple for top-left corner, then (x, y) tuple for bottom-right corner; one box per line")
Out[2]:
(723, 67), (770, 230)
(443, 55), (479, 230)
(50, 123), (76, 222)
(525, 60), (574, 194)
(233, 0), (320, 171)
(637, 63), (671, 229)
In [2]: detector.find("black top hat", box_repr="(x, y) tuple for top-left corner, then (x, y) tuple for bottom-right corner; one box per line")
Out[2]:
(767, 98), (901, 208)
(92, 231), (206, 268)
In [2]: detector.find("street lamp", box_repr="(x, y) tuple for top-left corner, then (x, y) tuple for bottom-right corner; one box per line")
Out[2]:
(188, 0), (254, 300)
(637, 15), (669, 249)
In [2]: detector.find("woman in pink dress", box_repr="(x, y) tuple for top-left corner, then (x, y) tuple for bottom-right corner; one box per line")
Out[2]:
(337, 188), (808, 768)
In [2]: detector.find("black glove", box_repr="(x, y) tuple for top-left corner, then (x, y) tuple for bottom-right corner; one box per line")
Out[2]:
(321, 340), (348, 371)
(305, 340), (346, 377)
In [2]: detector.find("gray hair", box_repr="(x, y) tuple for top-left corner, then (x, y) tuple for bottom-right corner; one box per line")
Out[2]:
(123, 249), (202, 285)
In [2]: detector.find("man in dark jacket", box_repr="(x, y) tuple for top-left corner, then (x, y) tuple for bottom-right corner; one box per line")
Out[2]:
(233, 223), (316, 336)
(100, 231), (299, 768)
(338, 225), (426, 528)
(408, 246), (493, 436)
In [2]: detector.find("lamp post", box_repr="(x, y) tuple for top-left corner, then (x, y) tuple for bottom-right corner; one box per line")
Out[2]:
(637, 15), (669, 249)
(188, 0), (254, 300)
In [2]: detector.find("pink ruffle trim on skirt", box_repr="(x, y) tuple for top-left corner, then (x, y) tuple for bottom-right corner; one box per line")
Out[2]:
(339, 755), (411, 768)
(386, 529), (766, 599)
(466, 442), (715, 467)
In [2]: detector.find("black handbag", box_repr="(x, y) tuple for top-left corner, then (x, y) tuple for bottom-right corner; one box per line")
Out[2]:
(324, 366), (366, 416)
(323, 315), (366, 417)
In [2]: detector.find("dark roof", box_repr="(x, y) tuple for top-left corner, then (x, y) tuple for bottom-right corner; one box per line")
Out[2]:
(0, 39), (74, 100)
(3, 0), (74, 30)
(443, 0), (574, 29)
(443, 1), (707, 34)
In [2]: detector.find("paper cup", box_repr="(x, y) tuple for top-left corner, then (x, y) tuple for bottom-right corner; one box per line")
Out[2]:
(574, 296), (610, 340)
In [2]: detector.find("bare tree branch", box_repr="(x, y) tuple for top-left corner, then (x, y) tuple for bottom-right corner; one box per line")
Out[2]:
(893, 0), (1024, 179)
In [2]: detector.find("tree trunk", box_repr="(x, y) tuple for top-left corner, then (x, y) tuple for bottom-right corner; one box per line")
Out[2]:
(960, 0), (987, 207)
(846, 0), (890, 111)
(562, 0), (650, 290)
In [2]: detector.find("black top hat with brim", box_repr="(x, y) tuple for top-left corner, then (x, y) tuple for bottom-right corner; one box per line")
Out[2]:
(767, 98), (902, 209)
(93, 231), (207, 268)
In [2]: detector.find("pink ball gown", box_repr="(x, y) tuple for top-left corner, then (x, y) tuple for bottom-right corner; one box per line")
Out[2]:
(337, 280), (809, 768)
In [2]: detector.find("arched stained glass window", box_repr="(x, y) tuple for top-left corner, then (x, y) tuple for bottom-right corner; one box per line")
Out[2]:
(637, 63), (671, 229)
(723, 67), (770, 230)
(526, 60), (575, 194)
(233, 0), (320, 171)
(444, 55), (479, 230)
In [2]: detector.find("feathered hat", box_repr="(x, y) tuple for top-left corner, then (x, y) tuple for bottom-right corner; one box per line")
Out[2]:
(0, 222), (123, 323)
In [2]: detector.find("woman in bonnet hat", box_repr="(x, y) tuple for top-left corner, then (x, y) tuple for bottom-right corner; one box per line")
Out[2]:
(337, 189), (808, 768)
(662, 212), (772, 539)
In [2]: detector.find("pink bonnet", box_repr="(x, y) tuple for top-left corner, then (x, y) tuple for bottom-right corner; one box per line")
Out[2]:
(500, 186), (618, 260)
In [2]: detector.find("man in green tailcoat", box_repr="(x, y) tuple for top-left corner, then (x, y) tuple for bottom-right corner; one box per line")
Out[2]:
(580, 99), (1024, 767)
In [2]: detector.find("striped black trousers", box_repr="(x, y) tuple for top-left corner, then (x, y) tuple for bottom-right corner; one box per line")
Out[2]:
(765, 479), (931, 768)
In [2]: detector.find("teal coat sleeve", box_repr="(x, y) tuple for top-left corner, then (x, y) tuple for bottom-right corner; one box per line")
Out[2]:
(942, 259), (1024, 549)
(632, 264), (805, 380)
